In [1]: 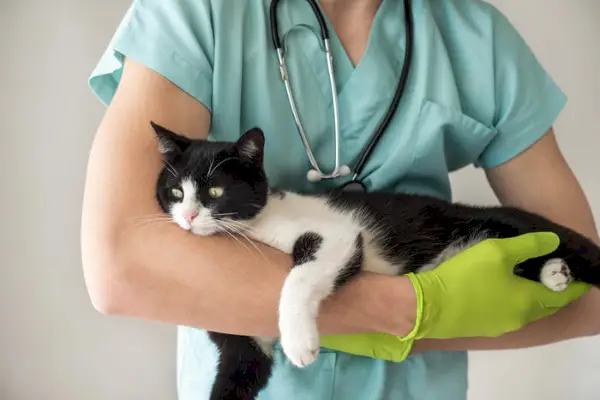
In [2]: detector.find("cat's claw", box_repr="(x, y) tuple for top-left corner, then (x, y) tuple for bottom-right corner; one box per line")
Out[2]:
(280, 318), (320, 368)
(540, 258), (573, 292)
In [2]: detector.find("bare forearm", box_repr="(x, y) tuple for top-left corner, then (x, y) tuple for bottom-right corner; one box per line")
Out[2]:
(107, 221), (416, 337)
(486, 129), (599, 242)
(111, 225), (293, 336)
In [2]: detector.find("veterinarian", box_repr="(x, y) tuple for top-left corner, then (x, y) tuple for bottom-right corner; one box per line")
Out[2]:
(82, 0), (600, 399)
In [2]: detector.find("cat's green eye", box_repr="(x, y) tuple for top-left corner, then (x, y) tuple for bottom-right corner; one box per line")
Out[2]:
(208, 187), (224, 198)
(171, 187), (183, 199)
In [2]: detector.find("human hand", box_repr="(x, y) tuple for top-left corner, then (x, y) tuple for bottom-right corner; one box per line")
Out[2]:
(411, 231), (590, 339)
(320, 232), (591, 361)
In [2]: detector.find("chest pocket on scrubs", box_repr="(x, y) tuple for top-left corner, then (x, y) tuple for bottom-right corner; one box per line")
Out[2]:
(412, 100), (498, 174)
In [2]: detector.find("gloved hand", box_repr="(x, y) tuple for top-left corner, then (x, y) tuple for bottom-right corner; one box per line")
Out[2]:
(320, 232), (591, 362)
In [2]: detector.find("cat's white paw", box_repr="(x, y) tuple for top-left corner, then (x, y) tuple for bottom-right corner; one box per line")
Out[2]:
(279, 316), (320, 368)
(540, 258), (573, 292)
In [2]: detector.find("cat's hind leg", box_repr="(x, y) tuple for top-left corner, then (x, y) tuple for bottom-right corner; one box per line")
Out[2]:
(514, 239), (600, 292)
(278, 231), (363, 368)
(516, 257), (574, 292)
(538, 258), (574, 292)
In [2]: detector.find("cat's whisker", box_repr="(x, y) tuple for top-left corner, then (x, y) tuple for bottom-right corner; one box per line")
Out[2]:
(163, 160), (179, 177)
(129, 214), (171, 221)
(207, 157), (238, 178)
(218, 225), (257, 258)
(218, 218), (259, 234)
(218, 217), (249, 227)
(218, 221), (268, 262)
(128, 215), (174, 224)
(218, 218), (256, 237)
(206, 145), (235, 177)
(164, 167), (177, 178)
(217, 219), (250, 235)
(220, 227), (262, 260)
(232, 230), (268, 261)
(126, 218), (176, 231)
(206, 154), (217, 178)
(213, 212), (239, 217)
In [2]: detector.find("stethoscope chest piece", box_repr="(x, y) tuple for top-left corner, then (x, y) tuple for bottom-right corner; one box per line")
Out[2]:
(340, 180), (367, 193)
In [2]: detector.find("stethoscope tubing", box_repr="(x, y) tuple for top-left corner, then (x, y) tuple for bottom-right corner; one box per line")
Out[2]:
(275, 41), (342, 179)
(270, 0), (413, 185)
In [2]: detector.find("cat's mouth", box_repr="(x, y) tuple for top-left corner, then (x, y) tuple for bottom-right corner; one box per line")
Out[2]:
(173, 214), (220, 236)
(190, 224), (220, 236)
(174, 211), (249, 237)
(187, 217), (245, 237)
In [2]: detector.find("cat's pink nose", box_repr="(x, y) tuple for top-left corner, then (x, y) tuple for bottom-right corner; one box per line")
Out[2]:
(184, 211), (199, 223)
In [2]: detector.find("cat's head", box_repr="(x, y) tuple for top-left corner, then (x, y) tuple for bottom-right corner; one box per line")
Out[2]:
(152, 121), (269, 236)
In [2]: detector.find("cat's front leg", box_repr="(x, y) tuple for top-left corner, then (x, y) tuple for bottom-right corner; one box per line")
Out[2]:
(279, 232), (363, 368)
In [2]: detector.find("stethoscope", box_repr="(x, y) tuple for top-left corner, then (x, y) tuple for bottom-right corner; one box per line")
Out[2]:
(270, 0), (413, 192)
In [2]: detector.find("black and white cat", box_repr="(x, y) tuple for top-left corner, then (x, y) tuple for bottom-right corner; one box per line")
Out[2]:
(152, 122), (600, 400)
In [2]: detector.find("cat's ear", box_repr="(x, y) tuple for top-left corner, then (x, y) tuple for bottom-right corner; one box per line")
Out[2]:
(235, 127), (265, 167)
(150, 121), (191, 156)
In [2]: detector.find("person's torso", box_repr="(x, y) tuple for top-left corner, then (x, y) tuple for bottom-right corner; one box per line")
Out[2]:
(178, 0), (502, 398)
(205, 0), (498, 198)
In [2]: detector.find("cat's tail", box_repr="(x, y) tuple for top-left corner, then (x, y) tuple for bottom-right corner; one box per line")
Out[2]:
(554, 233), (600, 288)
(568, 246), (600, 287)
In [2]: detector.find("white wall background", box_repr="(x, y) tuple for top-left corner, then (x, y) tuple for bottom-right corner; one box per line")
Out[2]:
(1, 1), (598, 399)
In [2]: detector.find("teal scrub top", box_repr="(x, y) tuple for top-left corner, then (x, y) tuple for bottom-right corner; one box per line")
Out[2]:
(89, 0), (567, 399)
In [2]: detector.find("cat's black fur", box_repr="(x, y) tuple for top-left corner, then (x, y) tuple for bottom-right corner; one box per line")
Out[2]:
(327, 189), (600, 283)
(206, 333), (273, 400)
(152, 122), (600, 400)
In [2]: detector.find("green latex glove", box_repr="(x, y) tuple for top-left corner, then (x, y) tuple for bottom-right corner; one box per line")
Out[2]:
(321, 232), (591, 362)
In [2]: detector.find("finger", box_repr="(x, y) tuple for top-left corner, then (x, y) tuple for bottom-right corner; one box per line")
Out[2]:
(498, 232), (560, 265)
(538, 281), (592, 308)
(514, 277), (591, 307)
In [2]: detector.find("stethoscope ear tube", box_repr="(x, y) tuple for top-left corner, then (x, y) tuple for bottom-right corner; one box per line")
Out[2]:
(304, 0), (330, 40)
(270, 0), (330, 50)
(269, 0), (283, 49)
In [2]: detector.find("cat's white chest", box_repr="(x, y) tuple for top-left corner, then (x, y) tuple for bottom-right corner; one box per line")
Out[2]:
(244, 192), (403, 276)
(248, 216), (300, 254)
(247, 193), (358, 254)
